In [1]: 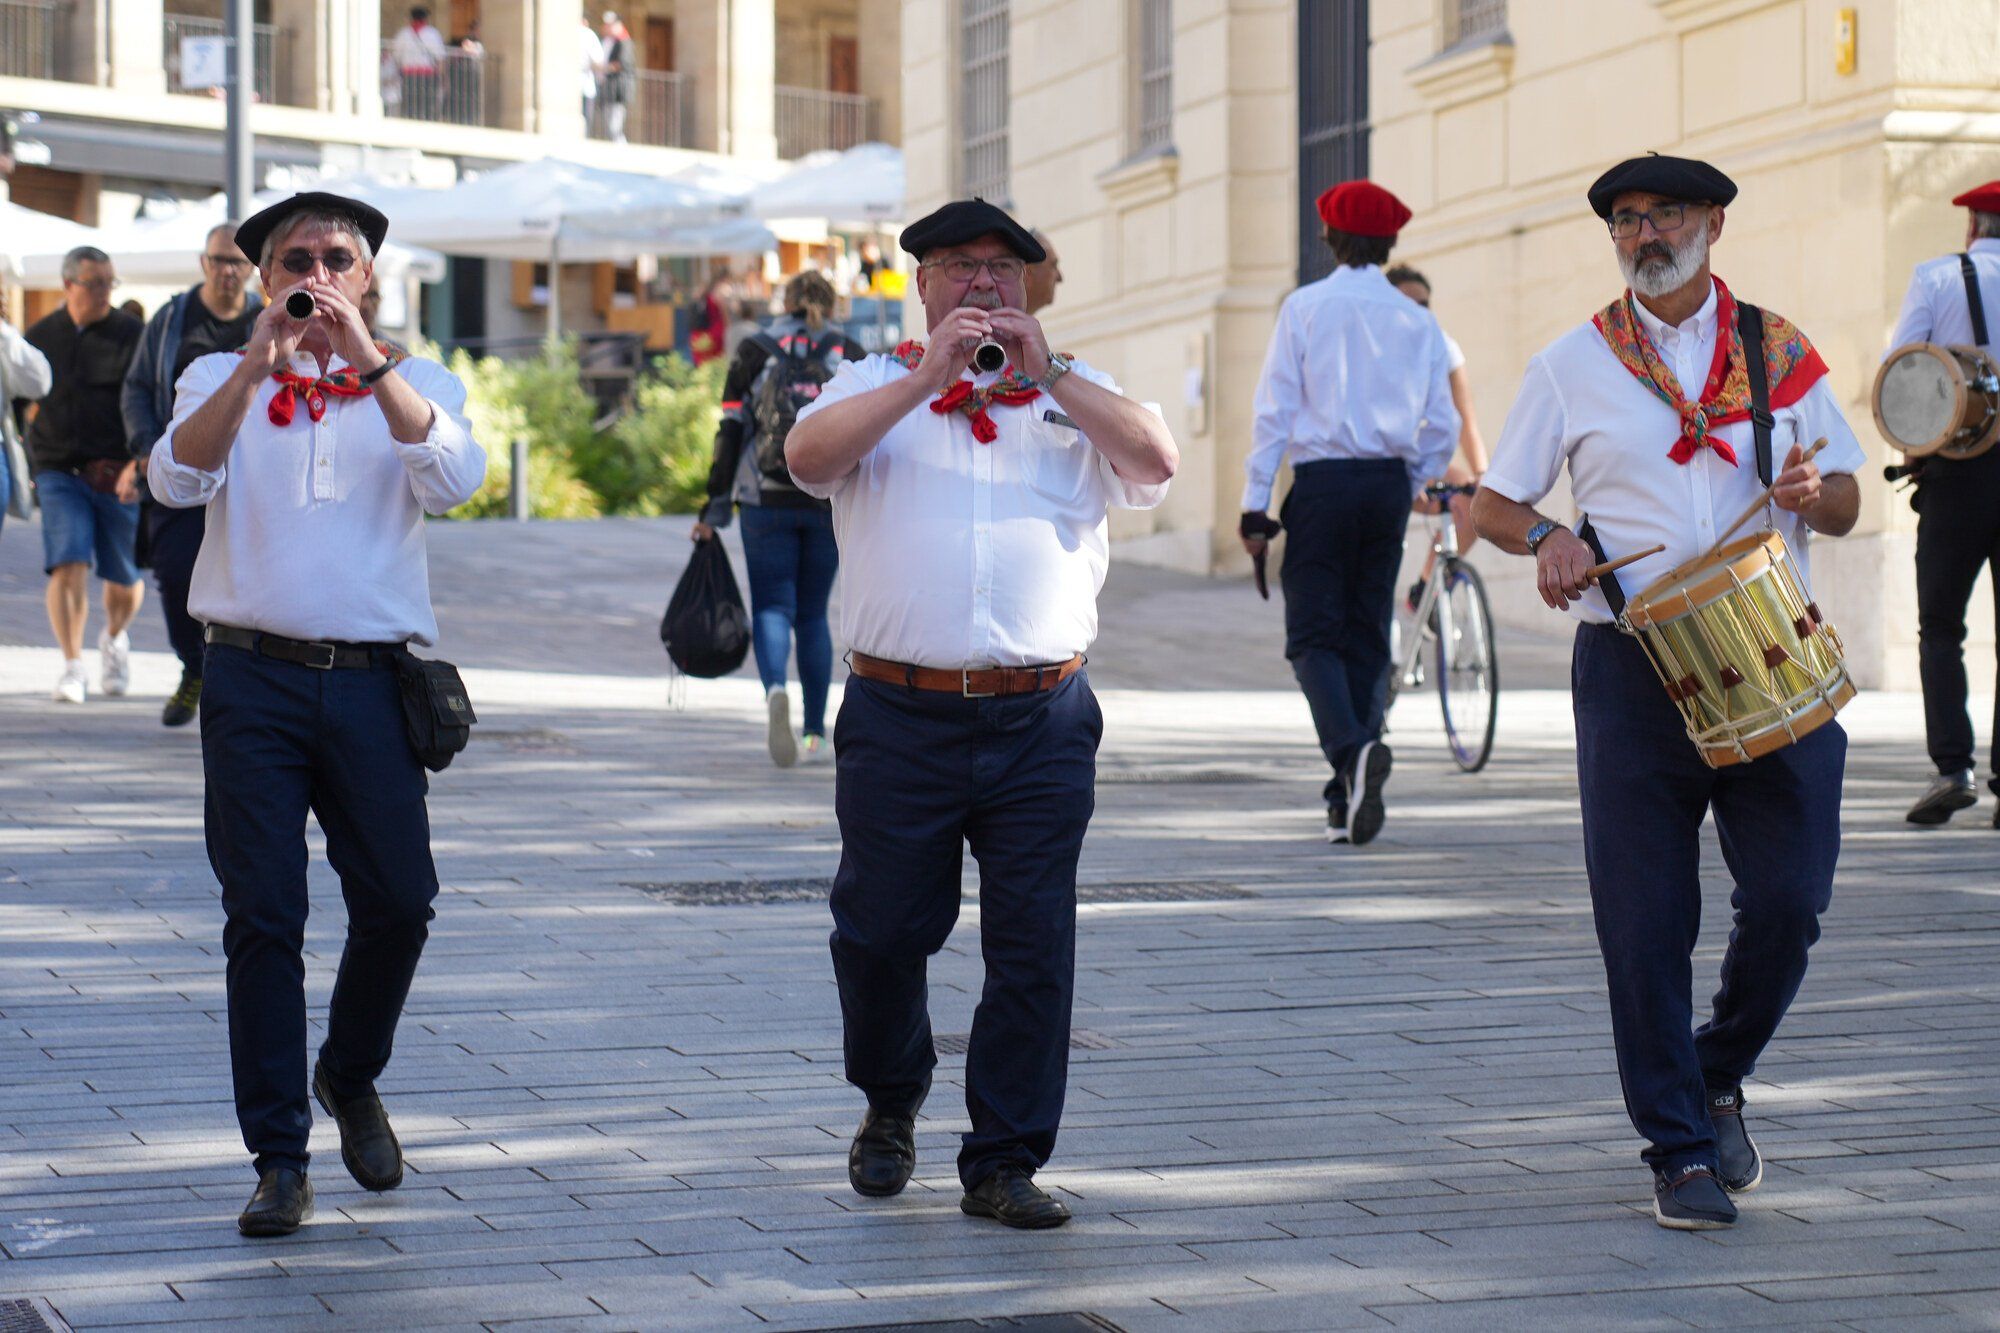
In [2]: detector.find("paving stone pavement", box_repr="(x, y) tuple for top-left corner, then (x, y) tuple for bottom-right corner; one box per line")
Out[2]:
(2, 514), (1998, 1332)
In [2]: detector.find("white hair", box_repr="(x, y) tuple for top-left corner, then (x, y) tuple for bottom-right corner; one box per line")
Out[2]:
(1619, 220), (1709, 299)
(259, 210), (376, 272)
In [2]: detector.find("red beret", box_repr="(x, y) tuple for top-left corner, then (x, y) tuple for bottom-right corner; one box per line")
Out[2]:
(1952, 181), (2000, 212)
(1316, 181), (1412, 239)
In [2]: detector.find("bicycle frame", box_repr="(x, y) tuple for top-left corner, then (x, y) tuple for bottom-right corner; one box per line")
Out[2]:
(1392, 500), (1460, 696)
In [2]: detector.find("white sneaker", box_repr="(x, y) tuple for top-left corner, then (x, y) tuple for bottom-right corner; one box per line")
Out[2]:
(797, 733), (830, 766)
(54, 658), (88, 704)
(98, 629), (131, 696)
(767, 686), (797, 768)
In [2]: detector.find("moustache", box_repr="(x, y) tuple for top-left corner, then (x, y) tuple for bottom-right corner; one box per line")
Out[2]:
(1636, 243), (1675, 265)
(960, 292), (1003, 310)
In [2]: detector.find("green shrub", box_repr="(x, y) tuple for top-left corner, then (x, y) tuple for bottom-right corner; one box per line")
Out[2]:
(603, 355), (726, 515)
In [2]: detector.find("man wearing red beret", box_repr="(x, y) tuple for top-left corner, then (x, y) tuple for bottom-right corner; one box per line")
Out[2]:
(1883, 181), (2000, 828)
(1240, 179), (1459, 847)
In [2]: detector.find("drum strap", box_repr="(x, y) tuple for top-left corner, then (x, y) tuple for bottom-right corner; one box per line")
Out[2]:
(1960, 254), (1990, 348)
(1736, 299), (1775, 487)
(1576, 517), (1626, 617)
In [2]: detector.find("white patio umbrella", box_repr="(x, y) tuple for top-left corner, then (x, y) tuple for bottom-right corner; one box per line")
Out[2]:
(80, 191), (446, 289)
(752, 142), (903, 226)
(0, 200), (109, 282)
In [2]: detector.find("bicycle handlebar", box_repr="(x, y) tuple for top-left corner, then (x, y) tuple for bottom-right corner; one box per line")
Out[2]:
(1423, 482), (1480, 499)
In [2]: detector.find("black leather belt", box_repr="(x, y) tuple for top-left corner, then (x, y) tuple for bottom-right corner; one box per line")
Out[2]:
(204, 624), (402, 670)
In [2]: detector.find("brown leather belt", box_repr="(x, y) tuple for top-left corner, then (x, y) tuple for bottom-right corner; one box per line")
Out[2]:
(849, 650), (1082, 698)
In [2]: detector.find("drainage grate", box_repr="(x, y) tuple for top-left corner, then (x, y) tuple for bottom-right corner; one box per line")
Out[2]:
(1098, 766), (1274, 784)
(934, 1030), (1116, 1055)
(629, 880), (1254, 906)
(0, 1300), (70, 1333)
(794, 1316), (1125, 1333)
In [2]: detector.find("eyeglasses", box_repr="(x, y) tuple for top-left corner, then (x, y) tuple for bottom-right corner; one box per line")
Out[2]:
(203, 253), (251, 269)
(277, 248), (359, 275)
(922, 255), (1026, 284)
(67, 276), (119, 294)
(1606, 203), (1697, 240)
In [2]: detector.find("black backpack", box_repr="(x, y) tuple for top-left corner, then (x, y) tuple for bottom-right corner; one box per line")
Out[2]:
(660, 537), (751, 678)
(749, 331), (843, 485)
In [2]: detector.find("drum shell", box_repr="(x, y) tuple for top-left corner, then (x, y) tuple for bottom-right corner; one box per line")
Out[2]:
(1871, 341), (2000, 460)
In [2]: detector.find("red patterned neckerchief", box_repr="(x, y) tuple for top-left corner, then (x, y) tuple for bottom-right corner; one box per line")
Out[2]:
(241, 343), (406, 427)
(890, 339), (1045, 444)
(1591, 276), (1827, 466)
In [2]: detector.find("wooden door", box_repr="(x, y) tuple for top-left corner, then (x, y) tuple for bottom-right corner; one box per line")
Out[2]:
(828, 35), (858, 94)
(448, 0), (478, 41)
(645, 17), (674, 70)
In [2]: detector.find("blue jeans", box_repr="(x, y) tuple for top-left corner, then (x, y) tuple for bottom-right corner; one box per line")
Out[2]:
(737, 504), (838, 735)
(35, 469), (142, 584)
(828, 672), (1101, 1189)
(1573, 623), (1844, 1175)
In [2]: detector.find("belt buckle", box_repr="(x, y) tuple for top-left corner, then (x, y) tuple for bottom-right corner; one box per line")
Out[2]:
(299, 641), (337, 670)
(961, 667), (996, 699)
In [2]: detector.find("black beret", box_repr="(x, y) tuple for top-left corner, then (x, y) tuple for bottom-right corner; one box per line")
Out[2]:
(899, 198), (1045, 263)
(1586, 154), (1738, 219)
(235, 192), (390, 267)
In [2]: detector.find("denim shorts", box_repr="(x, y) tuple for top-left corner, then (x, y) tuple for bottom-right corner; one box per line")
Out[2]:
(36, 469), (142, 584)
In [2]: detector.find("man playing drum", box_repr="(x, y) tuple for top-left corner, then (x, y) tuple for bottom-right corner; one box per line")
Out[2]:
(1472, 155), (1865, 1230)
(1883, 181), (2000, 827)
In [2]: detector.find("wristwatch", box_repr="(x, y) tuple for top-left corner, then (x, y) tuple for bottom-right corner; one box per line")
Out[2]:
(1524, 519), (1563, 553)
(1038, 351), (1073, 392)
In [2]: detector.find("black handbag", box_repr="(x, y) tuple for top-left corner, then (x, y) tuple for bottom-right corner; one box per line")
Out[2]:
(393, 650), (477, 772)
(660, 536), (751, 678)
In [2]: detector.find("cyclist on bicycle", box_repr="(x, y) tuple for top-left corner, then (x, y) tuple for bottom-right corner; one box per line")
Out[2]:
(1387, 265), (1490, 613)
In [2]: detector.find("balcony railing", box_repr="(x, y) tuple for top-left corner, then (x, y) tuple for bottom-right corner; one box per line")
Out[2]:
(0, 0), (60, 80)
(1444, 0), (1508, 49)
(163, 13), (287, 104)
(381, 43), (501, 128)
(592, 69), (692, 148)
(775, 86), (876, 160)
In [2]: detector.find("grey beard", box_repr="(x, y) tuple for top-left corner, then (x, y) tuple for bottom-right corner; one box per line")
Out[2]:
(1620, 228), (1709, 299)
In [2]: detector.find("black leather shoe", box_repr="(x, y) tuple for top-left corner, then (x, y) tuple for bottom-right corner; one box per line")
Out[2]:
(238, 1167), (313, 1237)
(1707, 1085), (1763, 1193)
(848, 1108), (916, 1198)
(1653, 1165), (1737, 1230)
(312, 1060), (403, 1191)
(960, 1168), (1071, 1229)
(1907, 771), (1977, 825)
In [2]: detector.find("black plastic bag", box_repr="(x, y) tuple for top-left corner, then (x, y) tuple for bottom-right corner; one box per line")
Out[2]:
(660, 536), (751, 678)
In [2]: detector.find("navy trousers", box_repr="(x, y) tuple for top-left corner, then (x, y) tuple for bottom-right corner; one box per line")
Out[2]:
(1913, 449), (2000, 781)
(200, 642), (439, 1177)
(828, 672), (1101, 1190)
(146, 503), (207, 676)
(1279, 459), (1411, 790)
(1572, 623), (1844, 1174)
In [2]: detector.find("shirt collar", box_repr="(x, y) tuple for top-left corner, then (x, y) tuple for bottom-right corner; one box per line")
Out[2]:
(1630, 278), (1718, 346)
(1971, 238), (2000, 256)
(283, 350), (353, 375)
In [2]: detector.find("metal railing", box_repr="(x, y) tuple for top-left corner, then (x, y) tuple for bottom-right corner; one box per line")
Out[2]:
(775, 85), (876, 160)
(0, 0), (60, 80)
(163, 13), (287, 103)
(1134, 0), (1173, 153)
(1444, 0), (1508, 49)
(958, 0), (1009, 199)
(381, 43), (501, 128)
(592, 69), (691, 147)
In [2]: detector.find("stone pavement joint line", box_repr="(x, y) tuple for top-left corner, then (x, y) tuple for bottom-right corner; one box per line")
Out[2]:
(2, 516), (1998, 1331)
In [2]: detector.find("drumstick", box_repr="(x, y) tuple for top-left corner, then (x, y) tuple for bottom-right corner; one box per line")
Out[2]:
(1709, 437), (1828, 552)
(1585, 544), (1665, 581)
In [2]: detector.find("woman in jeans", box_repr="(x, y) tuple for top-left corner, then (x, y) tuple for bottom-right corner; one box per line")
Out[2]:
(691, 271), (861, 766)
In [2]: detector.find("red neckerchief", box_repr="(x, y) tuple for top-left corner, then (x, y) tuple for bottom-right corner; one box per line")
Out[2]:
(1590, 276), (1827, 466)
(242, 344), (405, 427)
(891, 340), (1049, 444)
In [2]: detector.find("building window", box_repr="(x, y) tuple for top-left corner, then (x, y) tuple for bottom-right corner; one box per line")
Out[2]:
(1133, 0), (1172, 154)
(959, 0), (1010, 202)
(1298, 0), (1369, 285)
(1444, 0), (1507, 49)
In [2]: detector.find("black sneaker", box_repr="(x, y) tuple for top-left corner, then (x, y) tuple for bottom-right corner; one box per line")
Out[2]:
(1907, 770), (1977, 826)
(1707, 1085), (1762, 1192)
(1346, 742), (1392, 847)
(1323, 776), (1349, 845)
(1653, 1165), (1737, 1230)
(161, 673), (202, 728)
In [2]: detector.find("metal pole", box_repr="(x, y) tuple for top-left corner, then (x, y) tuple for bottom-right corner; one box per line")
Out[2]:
(223, 0), (254, 217)
(510, 435), (530, 520)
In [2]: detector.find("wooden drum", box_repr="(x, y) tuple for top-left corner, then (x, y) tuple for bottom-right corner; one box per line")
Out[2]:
(1871, 341), (2000, 460)
(1622, 531), (1854, 768)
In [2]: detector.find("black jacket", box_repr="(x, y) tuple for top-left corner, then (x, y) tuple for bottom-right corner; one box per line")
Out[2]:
(701, 316), (864, 525)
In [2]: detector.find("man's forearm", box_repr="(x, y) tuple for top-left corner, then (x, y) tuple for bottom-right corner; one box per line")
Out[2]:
(171, 361), (267, 471)
(787, 375), (934, 486)
(1472, 487), (1557, 555)
(371, 369), (437, 445)
(1047, 375), (1177, 485)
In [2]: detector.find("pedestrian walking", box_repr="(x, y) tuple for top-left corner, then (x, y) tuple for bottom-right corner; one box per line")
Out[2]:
(691, 270), (862, 767)
(598, 13), (635, 143)
(24, 246), (145, 704)
(785, 199), (1177, 1229)
(1385, 263), (1490, 605)
(148, 192), (486, 1237)
(121, 222), (263, 727)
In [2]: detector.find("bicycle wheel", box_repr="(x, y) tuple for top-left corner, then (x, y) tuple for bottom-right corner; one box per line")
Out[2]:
(1434, 560), (1498, 772)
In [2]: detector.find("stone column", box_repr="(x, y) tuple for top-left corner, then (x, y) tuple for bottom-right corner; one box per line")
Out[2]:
(678, 0), (776, 158)
(270, 0), (328, 110)
(856, 0), (898, 144)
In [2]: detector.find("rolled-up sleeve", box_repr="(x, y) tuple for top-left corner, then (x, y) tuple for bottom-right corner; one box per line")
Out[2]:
(790, 355), (884, 500)
(395, 359), (488, 515)
(1482, 356), (1571, 508)
(151, 355), (231, 508)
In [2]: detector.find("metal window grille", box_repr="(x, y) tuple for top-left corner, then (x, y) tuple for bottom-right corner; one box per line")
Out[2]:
(163, 13), (287, 104)
(1445, 0), (1507, 49)
(605, 70), (692, 148)
(775, 86), (878, 159)
(0, 0), (60, 79)
(959, 0), (1010, 202)
(1134, 0), (1172, 153)
(1297, 0), (1370, 285)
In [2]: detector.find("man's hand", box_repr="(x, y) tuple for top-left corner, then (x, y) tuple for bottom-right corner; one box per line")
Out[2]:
(114, 461), (139, 504)
(1772, 442), (1822, 514)
(239, 292), (308, 375)
(301, 280), (383, 371)
(1240, 511), (1280, 558)
(984, 308), (1051, 380)
(915, 307), (991, 392)
(1535, 527), (1599, 611)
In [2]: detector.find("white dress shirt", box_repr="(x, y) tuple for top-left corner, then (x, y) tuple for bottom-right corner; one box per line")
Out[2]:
(580, 25), (604, 98)
(793, 354), (1169, 667)
(1886, 235), (2000, 355)
(1484, 280), (1867, 625)
(1242, 264), (1460, 511)
(390, 21), (446, 72)
(150, 351), (486, 647)
(0, 320), (53, 400)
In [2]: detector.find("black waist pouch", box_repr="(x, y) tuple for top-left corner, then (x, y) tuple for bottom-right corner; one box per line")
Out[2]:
(393, 650), (477, 772)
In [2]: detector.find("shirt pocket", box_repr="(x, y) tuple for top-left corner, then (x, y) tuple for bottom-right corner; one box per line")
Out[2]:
(1020, 415), (1098, 509)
